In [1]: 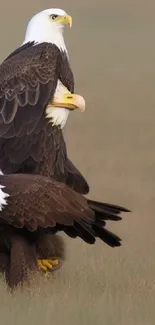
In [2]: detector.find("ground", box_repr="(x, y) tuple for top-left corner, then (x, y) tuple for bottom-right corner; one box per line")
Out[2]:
(0, 0), (155, 324)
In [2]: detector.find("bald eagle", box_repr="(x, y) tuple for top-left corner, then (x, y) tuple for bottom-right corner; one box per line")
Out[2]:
(0, 8), (130, 289)
(0, 172), (129, 288)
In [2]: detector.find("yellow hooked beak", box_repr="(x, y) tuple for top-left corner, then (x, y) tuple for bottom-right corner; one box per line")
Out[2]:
(55, 15), (72, 27)
(51, 94), (85, 112)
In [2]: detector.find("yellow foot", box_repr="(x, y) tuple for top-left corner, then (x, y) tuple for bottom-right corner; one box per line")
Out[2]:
(37, 259), (60, 273)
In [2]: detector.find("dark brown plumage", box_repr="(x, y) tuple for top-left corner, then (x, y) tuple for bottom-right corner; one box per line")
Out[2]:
(0, 42), (88, 193)
(0, 42), (130, 289)
(0, 42), (73, 133)
(0, 173), (129, 244)
(0, 171), (130, 288)
(0, 173), (129, 288)
(0, 41), (89, 288)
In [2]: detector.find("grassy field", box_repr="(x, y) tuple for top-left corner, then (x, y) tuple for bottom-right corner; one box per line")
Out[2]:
(0, 0), (155, 324)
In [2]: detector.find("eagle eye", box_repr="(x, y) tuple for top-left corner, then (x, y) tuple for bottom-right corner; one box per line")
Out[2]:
(50, 14), (58, 20)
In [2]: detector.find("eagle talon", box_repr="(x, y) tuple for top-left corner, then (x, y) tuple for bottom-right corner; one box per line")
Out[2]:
(37, 259), (60, 273)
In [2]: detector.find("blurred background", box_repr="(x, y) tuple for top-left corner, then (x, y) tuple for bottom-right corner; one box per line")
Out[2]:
(0, 1), (155, 324)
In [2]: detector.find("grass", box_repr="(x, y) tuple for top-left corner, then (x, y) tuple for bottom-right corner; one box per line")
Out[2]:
(0, 234), (155, 325)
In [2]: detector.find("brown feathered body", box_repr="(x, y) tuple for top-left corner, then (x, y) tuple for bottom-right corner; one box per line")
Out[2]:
(0, 42), (130, 289)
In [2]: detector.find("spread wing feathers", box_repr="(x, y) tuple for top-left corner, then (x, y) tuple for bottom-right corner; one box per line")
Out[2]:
(86, 199), (131, 246)
(0, 173), (129, 247)
(0, 42), (74, 137)
(0, 173), (95, 232)
(87, 199), (130, 220)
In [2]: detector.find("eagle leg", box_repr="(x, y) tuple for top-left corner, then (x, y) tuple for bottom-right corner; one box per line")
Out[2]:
(37, 258), (60, 273)
(36, 233), (65, 274)
(9, 234), (37, 289)
(0, 252), (10, 282)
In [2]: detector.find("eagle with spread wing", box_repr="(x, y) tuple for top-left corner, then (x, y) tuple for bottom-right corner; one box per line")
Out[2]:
(0, 8), (130, 289)
(0, 172), (129, 288)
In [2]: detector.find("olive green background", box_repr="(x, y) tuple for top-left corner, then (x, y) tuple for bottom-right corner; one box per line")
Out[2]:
(0, 1), (155, 324)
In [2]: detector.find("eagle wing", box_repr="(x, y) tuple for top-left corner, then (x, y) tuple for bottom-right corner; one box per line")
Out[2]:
(0, 42), (88, 195)
(0, 173), (95, 241)
(0, 173), (123, 246)
(0, 42), (74, 138)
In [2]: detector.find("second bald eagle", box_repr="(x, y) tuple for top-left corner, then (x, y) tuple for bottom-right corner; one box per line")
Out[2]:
(0, 8), (130, 288)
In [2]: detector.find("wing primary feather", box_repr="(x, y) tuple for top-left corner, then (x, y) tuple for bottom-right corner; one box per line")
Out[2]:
(63, 225), (78, 238)
(87, 199), (131, 214)
(74, 221), (95, 244)
(0, 173), (129, 248)
(94, 211), (122, 221)
(92, 224), (121, 247)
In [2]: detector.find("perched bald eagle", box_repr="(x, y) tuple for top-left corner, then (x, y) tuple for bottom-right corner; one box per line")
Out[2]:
(0, 8), (130, 289)
(0, 172), (129, 288)
(0, 8), (88, 190)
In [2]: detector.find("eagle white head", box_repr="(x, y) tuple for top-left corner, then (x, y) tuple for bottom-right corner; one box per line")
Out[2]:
(22, 8), (85, 129)
(23, 8), (72, 52)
